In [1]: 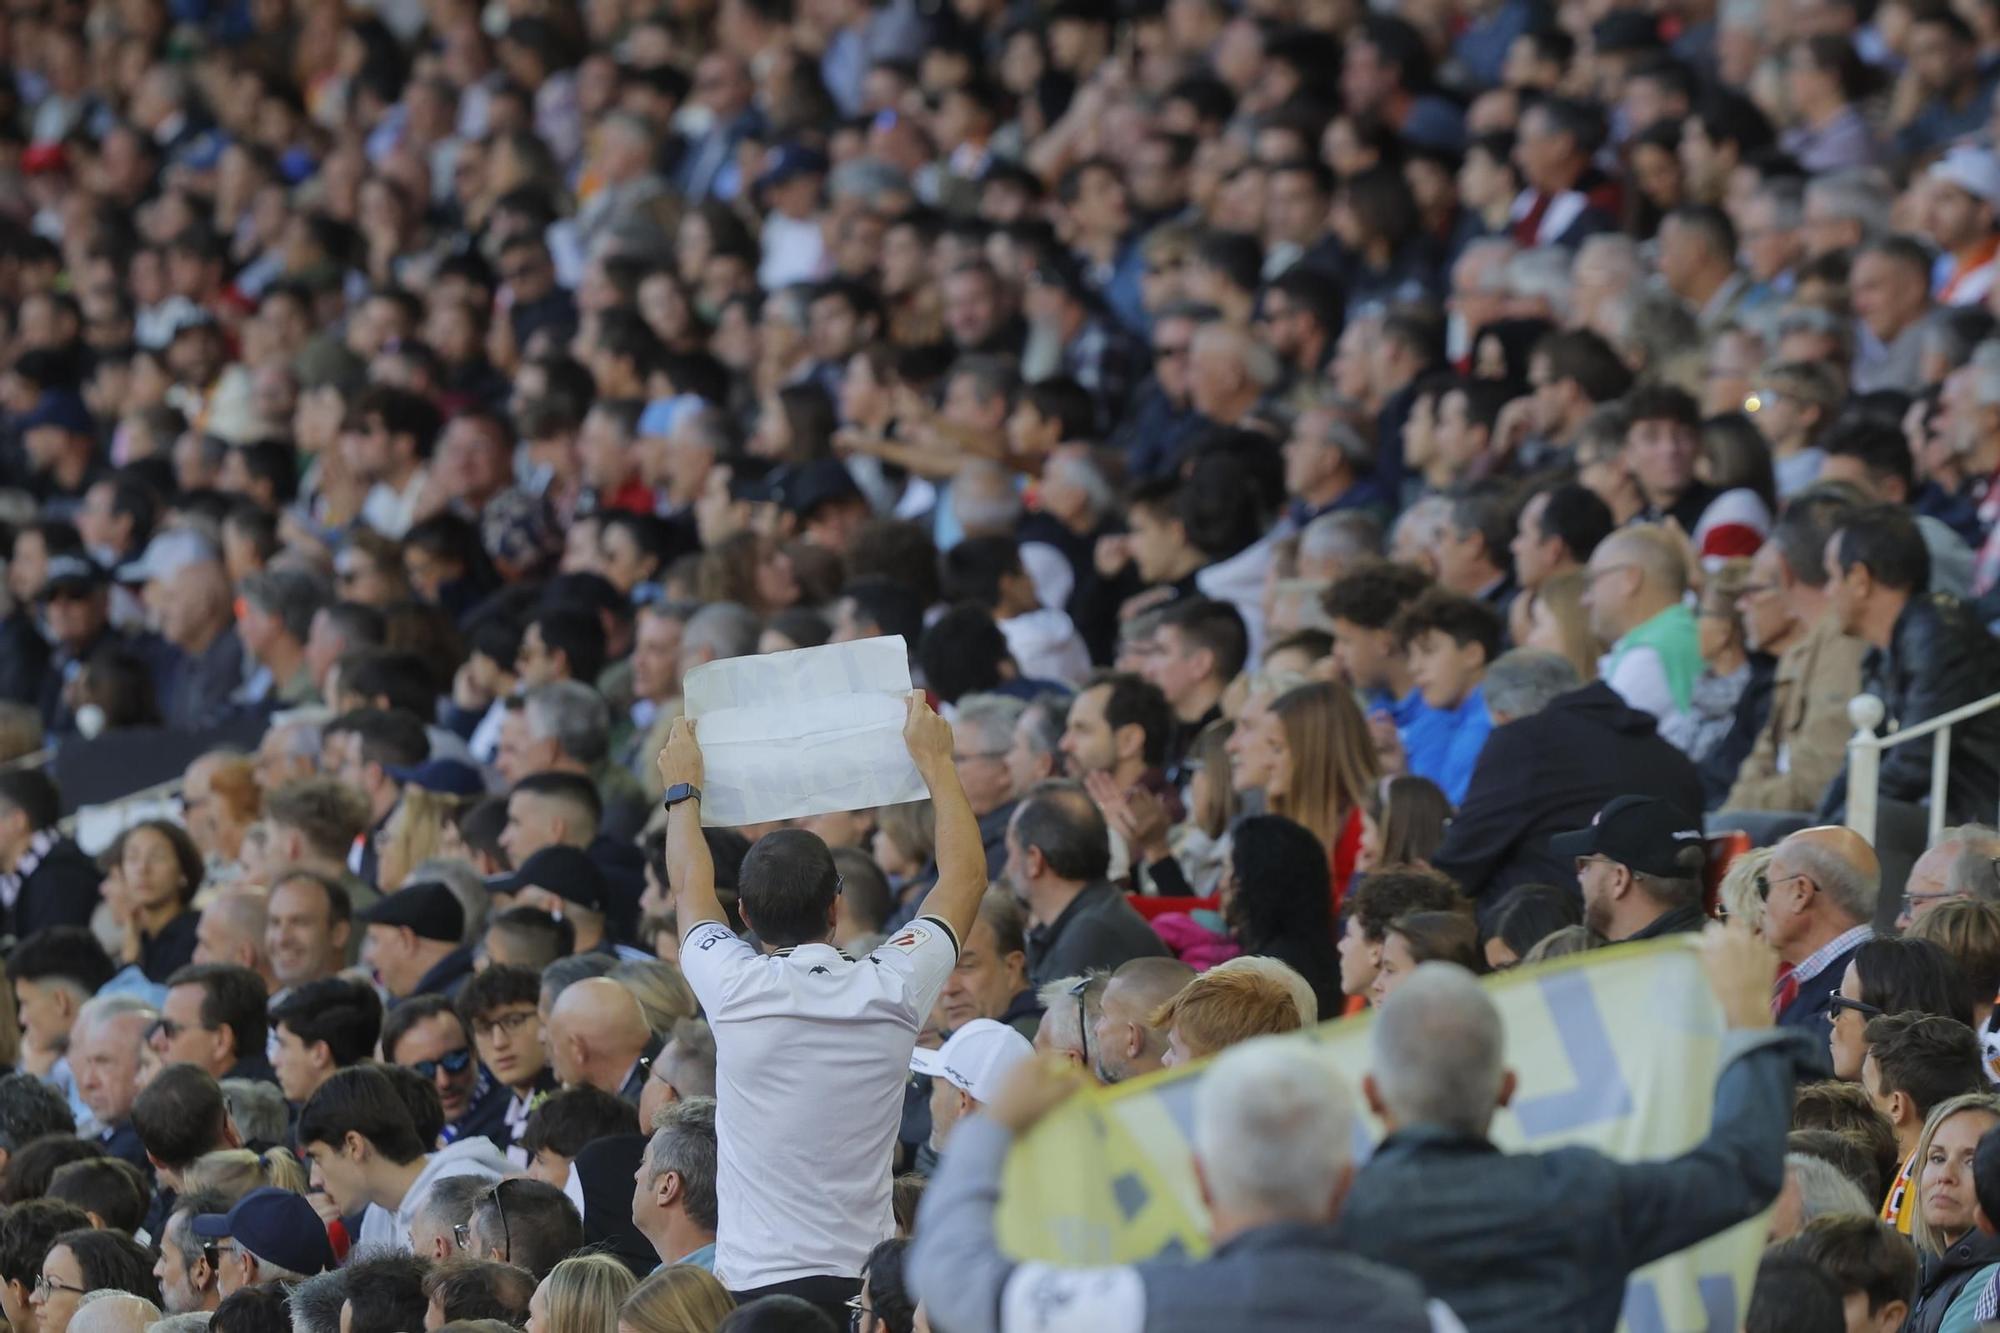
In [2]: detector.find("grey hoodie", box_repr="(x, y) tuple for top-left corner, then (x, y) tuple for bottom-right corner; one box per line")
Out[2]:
(357, 1135), (513, 1253)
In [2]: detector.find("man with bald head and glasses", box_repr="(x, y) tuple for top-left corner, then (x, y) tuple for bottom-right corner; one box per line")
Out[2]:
(1764, 824), (1881, 1046)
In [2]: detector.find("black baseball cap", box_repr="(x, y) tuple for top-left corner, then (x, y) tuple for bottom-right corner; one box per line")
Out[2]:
(1550, 795), (1705, 878)
(363, 881), (465, 943)
(491, 845), (608, 913)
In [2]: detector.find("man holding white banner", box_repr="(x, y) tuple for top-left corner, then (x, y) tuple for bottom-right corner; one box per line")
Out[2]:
(659, 691), (984, 1322)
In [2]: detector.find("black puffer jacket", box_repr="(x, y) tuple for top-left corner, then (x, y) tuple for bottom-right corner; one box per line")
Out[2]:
(1908, 1227), (2000, 1333)
(1823, 594), (2000, 825)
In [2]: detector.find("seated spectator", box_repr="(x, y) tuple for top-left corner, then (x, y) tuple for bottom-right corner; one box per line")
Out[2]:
(1432, 650), (1703, 918)
(1768, 1152), (1874, 1240)
(634, 1096), (720, 1273)
(1368, 912), (1484, 1006)
(1005, 780), (1170, 985)
(268, 978), (382, 1107)
(1898, 825), (2000, 930)
(1828, 938), (1973, 1080)
(1783, 1215), (1918, 1333)
(1863, 1011), (1986, 1235)
(422, 1260), (536, 1329)
(1480, 884), (1585, 969)
(455, 964), (555, 1162)
(465, 1178), (584, 1280)
(1766, 826), (1883, 1036)
(1337, 869), (1464, 1007)
(1582, 526), (1701, 738)
(189, 1188), (336, 1295)
(1388, 589), (1502, 805)
(1904, 1093), (2000, 1330)
(34, 1229), (160, 1333)
(361, 882), (475, 1002)
(620, 1266), (736, 1333)
(544, 977), (658, 1102)
(339, 1252), (430, 1333)
(1086, 958), (1194, 1086)
(1551, 795), (1708, 943)
(1150, 967), (1303, 1065)
(1219, 816), (1341, 1017)
(911, 1019), (1034, 1158)
(936, 890), (1039, 1042)
(521, 1086), (638, 1190)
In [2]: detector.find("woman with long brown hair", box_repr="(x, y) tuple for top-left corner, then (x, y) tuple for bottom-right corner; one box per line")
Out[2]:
(1254, 681), (1378, 906)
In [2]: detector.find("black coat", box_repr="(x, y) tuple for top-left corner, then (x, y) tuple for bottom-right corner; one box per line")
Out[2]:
(1823, 594), (2000, 825)
(8, 837), (100, 942)
(1432, 681), (1704, 923)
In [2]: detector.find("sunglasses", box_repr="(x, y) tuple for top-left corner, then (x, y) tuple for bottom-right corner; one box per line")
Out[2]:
(1827, 994), (1884, 1021)
(409, 1047), (473, 1080)
(1069, 977), (1092, 1073)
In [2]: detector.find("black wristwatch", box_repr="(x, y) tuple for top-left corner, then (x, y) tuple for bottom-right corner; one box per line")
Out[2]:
(663, 783), (702, 809)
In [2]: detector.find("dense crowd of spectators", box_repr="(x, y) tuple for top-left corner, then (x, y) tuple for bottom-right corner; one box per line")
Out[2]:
(6, 0), (2000, 1323)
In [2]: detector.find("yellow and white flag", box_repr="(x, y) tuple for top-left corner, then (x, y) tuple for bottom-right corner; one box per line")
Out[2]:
(993, 938), (1767, 1333)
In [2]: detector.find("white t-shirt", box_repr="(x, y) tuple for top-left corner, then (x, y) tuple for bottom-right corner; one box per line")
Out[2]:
(680, 916), (960, 1290)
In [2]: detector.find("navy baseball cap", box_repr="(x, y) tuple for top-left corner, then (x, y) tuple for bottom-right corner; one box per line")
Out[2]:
(1550, 795), (1705, 879)
(189, 1187), (335, 1276)
(385, 758), (487, 797)
(18, 389), (94, 437)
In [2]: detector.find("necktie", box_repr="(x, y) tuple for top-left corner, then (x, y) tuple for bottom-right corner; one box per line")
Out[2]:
(1771, 961), (1799, 1018)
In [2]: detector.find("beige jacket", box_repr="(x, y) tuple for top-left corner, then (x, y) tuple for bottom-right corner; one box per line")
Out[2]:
(1723, 612), (1869, 813)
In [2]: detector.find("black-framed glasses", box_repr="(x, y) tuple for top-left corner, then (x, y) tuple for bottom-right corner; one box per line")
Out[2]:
(410, 1048), (473, 1080)
(1069, 978), (1092, 1073)
(1827, 994), (1885, 1022)
(471, 1009), (539, 1042)
(200, 1241), (237, 1268)
(33, 1274), (86, 1300)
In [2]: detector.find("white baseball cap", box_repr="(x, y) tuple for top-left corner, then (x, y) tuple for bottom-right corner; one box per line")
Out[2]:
(910, 1018), (1034, 1103)
(1931, 145), (2000, 208)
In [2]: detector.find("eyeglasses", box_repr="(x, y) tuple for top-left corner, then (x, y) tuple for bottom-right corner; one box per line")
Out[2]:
(845, 1295), (875, 1332)
(1756, 870), (1815, 902)
(201, 1241), (237, 1268)
(952, 749), (1007, 764)
(1069, 977), (1092, 1073)
(1827, 994), (1885, 1021)
(409, 1047), (474, 1081)
(33, 1275), (86, 1300)
(471, 1009), (539, 1041)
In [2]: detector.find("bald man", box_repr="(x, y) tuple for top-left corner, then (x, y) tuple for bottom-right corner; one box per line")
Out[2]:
(1580, 527), (1700, 735)
(545, 977), (659, 1102)
(1090, 956), (1196, 1085)
(69, 1293), (161, 1333)
(194, 890), (279, 994)
(1763, 826), (1880, 1039)
(1897, 824), (2000, 929)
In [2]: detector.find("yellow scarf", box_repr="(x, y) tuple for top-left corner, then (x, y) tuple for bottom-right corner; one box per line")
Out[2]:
(1882, 1149), (1916, 1235)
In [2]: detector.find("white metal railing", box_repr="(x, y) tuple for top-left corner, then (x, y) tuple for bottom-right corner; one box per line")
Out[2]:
(1844, 690), (2000, 846)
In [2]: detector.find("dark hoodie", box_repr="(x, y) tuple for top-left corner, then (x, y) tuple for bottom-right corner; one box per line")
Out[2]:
(1431, 680), (1704, 924)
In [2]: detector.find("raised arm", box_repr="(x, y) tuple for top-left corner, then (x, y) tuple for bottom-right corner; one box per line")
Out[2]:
(907, 691), (985, 948)
(659, 717), (727, 934)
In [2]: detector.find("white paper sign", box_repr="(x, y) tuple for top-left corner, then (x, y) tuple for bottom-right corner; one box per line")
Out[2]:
(682, 635), (928, 827)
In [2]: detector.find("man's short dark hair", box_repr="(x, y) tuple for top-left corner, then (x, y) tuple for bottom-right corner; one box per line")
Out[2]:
(0, 771), (61, 833)
(1863, 1011), (1984, 1118)
(481, 909), (572, 969)
(272, 977), (383, 1068)
(0, 1073), (74, 1153)
(718, 1295), (843, 1332)
(166, 963), (269, 1065)
(457, 797), (511, 870)
(938, 537), (1026, 611)
(2, 1136), (101, 1204)
(1151, 599), (1249, 685)
(1664, 203), (1737, 260)
(1786, 1128), (1886, 1203)
(508, 770), (601, 837)
(297, 1066), (427, 1165)
(132, 1064), (230, 1169)
(266, 783), (373, 863)
(1743, 1253), (1843, 1333)
(738, 828), (843, 949)
(213, 1283), (293, 1333)
(1766, 492), (1852, 597)
(342, 1251), (431, 1333)
(1264, 265), (1346, 339)
(1446, 484), (1517, 569)
(1392, 588), (1504, 662)
(1820, 419), (1915, 500)
(1011, 780), (1112, 883)
(1092, 672), (1175, 770)
(456, 962), (544, 1027)
(381, 993), (471, 1067)
(1692, 88), (1775, 156)
(1621, 383), (1701, 431)
(422, 1260), (536, 1327)
(1788, 1215), (1918, 1322)
(1193, 230), (1264, 296)
(8, 927), (115, 996)
(1533, 483), (1614, 565)
(1322, 561), (1433, 630)
(339, 649), (439, 719)
(530, 606), (607, 684)
(841, 577), (926, 645)
(918, 605), (1019, 705)
(46, 1157), (147, 1232)
(376, 1062), (448, 1147)
(1832, 502), (1930, 595)
(519, 1086), (636, 1161)
(325, 707), (431, 770)
(469, 1178), (582, 1280)
(0, 1199), (88, 1288)
(358, 384), (443, 460)
(55, 1227), (158, 1304)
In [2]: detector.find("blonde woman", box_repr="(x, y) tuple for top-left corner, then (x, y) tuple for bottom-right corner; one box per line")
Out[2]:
(530, 1255), (638, 1333)
(378, 789), (472, 893)
(181, 1147), (310, 1199)
(1715, 845), (1774, 936)
(1257, 682), (1378, 903)
(616, 1266), (734, 1333)
(1522, 570), (1600, 684)
(1169, 720), (1237, 895)
(1907, 1093), (2000, 1332)
(611, 959), (698, 1034)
